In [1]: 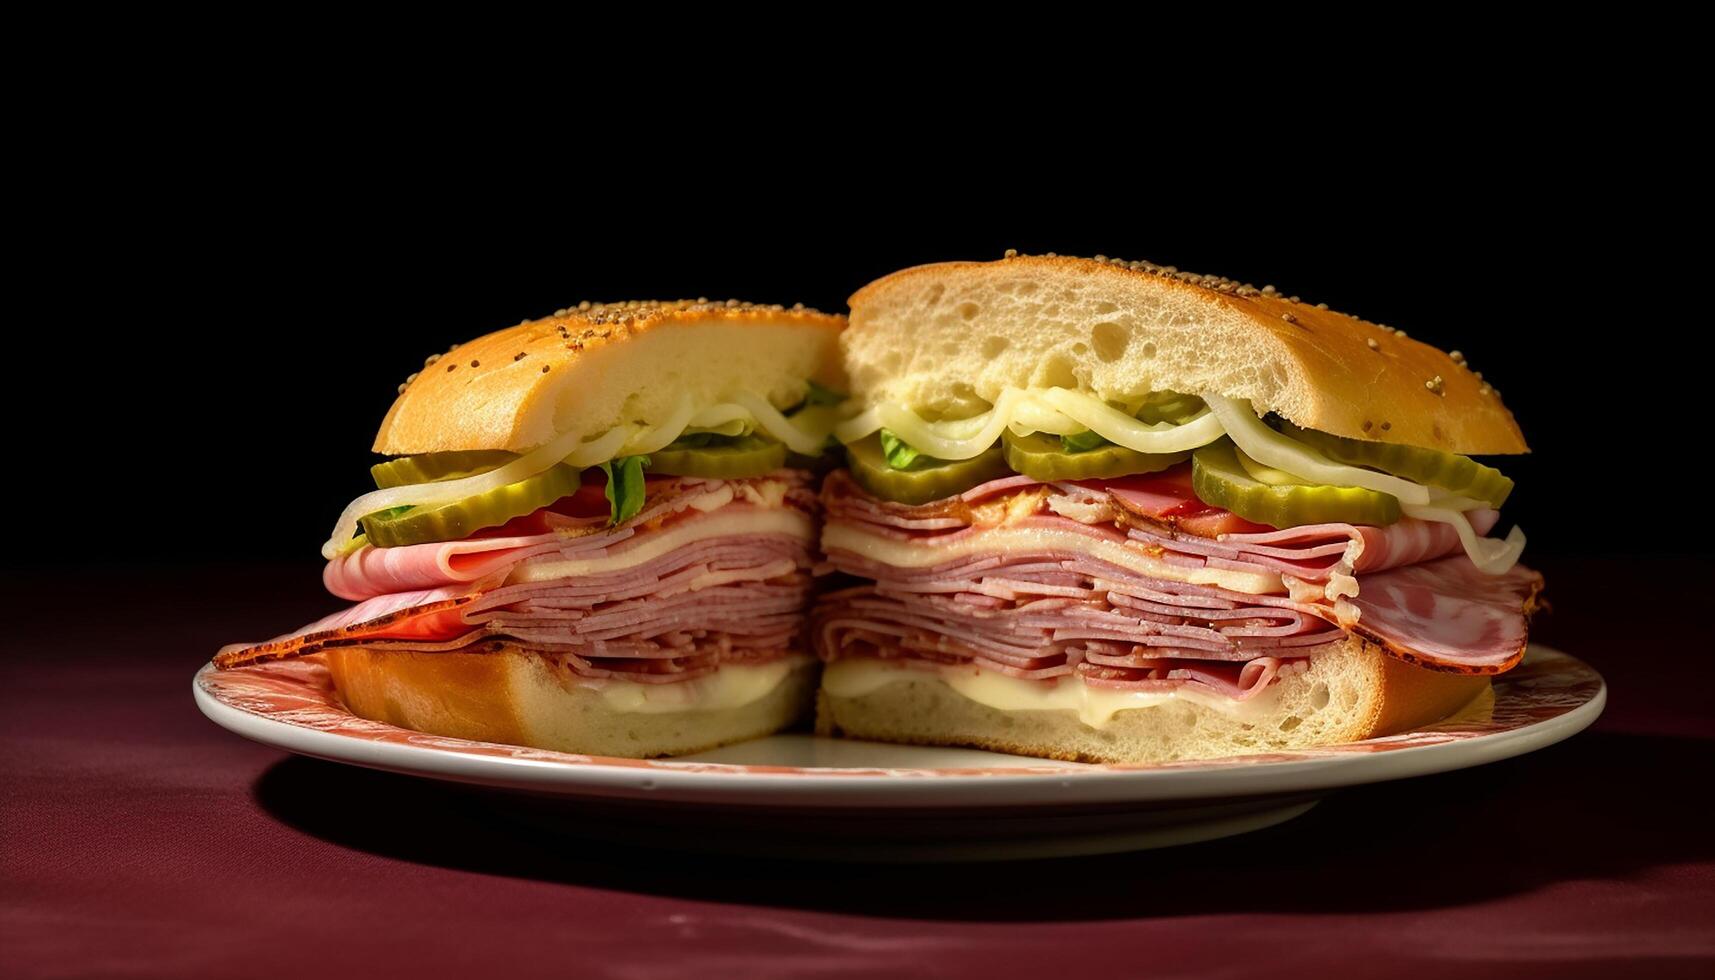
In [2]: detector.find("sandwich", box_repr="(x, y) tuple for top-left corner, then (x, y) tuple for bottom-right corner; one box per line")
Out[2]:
(812, 252), (1543, 764)
(215, 298), (846, 758)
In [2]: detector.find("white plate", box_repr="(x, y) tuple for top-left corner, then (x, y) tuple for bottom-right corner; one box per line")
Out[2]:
(195, 645), (1603, 860)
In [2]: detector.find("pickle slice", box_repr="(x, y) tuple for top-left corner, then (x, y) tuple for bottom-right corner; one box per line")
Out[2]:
(370, 451), (517, 490)
(846, 435), (1010, 505)
(1280, 422), (1513, 507)
(650, 436), (788, 479)
(359, 463), (581, 547)
(1002, 430), (1187, 482)
(1192, 440), (1400, 528)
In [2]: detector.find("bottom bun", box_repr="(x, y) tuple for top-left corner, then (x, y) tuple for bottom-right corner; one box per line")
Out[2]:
(815, 636), (1490, 765)
(325, 644), (818, 758)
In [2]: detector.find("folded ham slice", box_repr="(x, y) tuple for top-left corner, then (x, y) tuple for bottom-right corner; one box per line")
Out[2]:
(816, 467), (1542, 686)
(214, 585), (488, 667)
(324, 532), (570, 601)
(1346, 557), (1543, 672)
(216, 475), (821, 682)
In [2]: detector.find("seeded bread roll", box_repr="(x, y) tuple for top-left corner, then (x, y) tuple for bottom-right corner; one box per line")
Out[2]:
(816, 636), (1490, 765)
(377, 299), (846, 455)
(843, 253), (1525, 455)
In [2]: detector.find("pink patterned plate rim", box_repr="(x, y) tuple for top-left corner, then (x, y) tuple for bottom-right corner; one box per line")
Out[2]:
(193, 645), (1603, 806)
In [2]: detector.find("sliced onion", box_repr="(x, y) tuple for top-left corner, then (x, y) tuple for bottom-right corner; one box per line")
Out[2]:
(1402, 503), (1527, 574)
(685, 418), (752, 438)
(1204, 395), (1431, 506)
(621, 392), (696, 455)
(687, 403), (752, 430)
(561, 425), (634, 467)
(786, 404), (842, 445)
(1008, 398), (1080, 436)
(874, 389), (1025, 460)
(834, 386), (1222, 457)
(922, 411), (997, 442)
(1037, 389), (1225, 454)
(686, 395), (843, 451)
(833, 405), (884, 444)
(1425, 489), (1489, 513)
(731, 390), (836, 455)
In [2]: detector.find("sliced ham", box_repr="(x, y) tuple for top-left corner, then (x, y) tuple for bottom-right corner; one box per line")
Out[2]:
(216, 475), (820, 678)
(817, 472), (1540, 681)
(1344, 556), (1543, 673)
(214, 584), (489, 668)
(324, 476), (810, 601)
(819, 471), (1040, 532)
(324, 532), (574, 601)
(811, 580), (1343, 684)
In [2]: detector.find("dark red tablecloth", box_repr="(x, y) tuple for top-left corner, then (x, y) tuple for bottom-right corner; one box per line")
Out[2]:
(3, 557), (1711, 979)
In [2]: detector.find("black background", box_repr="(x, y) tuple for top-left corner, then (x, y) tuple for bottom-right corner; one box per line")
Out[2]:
(30, 125), (1704, 570)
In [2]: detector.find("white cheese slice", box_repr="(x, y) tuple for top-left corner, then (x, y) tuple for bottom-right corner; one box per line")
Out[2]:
(822, 657), (1284, 729)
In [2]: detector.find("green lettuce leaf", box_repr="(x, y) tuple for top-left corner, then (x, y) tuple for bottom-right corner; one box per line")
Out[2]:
(598, 455), (650, 524)
(878, 429), (926, 470)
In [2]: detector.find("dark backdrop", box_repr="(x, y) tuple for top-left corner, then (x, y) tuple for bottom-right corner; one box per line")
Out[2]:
(34, 151), (1702, 570)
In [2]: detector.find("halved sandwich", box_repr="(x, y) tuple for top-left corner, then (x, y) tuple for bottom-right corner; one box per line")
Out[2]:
(216, 298), (845, 758)
(813, 253), (1542, 764)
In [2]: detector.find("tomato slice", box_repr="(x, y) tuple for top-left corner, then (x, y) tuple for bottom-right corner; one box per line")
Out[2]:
(1077, 463), (1274, 535)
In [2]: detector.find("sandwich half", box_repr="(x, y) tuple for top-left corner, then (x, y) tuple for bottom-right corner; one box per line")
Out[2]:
(216, 299), (845, 758)
(813, 253), (1542, 764)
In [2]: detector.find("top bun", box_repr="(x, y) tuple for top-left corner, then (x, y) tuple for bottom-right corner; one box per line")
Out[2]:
(844, 253), (1526, 455)
(375, 299), (846, 455)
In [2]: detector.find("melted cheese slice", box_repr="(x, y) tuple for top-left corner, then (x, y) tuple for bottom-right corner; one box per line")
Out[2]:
(821, 523), (1284, 595)
(587, 656), (804, 714)
(512, 508), (814, 583)
(822, 658), (1284, 728)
